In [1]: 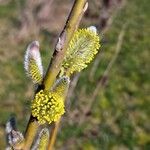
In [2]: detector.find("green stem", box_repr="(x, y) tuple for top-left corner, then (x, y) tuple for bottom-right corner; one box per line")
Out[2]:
(23, 116), (39, 150)
(23, 0), (87, 149)
(47, 120), (61, 150)
(43, 0), (88, 90)
(47, 0), (87, 149)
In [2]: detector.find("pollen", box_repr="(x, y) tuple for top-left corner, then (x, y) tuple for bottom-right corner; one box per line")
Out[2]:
(28, 59), (43, 83)
(31, 90), (65, 124)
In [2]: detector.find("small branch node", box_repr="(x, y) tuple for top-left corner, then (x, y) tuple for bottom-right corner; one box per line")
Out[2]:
(83, 2), (88, 12)
(56, 32), (66, 52)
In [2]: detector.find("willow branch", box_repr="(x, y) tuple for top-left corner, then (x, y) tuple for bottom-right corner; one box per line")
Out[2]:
(43, 0), (88, 90)
(23, 116), (39, 150)
(47, 120), (61, 150)
(23, 0), (87, 149)
(47, 1), (88, 149)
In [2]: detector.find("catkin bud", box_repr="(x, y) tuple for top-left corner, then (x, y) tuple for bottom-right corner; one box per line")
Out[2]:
(24, 41), (43, 84)
(32, 128), (49, 150)
(62, 26), (100, 76)
(6, 118), (24, 149)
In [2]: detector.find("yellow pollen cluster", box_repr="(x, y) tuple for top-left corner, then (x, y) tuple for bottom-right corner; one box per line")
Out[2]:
(31, 90), (65, 124)
(62, 28), (100, 76)
(28, 59), (42, 83)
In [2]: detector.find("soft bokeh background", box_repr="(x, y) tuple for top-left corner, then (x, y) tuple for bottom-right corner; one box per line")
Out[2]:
(0, 0), (149, 149)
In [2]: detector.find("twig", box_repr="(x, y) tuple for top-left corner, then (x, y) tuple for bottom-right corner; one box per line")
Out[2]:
(89, 50), (104, 81)
(23, 1), (87, 149)
(47, 120), (61, 150)
(79, 23), (127, 125)
(23, 116), (39, 150)
(45, 0), (88, 149)
(43, 0), (88, 90)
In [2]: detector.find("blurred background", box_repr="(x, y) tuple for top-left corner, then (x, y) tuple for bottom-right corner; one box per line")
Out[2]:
(0, 0), (149, 149)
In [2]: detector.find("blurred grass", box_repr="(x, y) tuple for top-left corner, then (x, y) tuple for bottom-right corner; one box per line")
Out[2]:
(0, 0), (149, 149)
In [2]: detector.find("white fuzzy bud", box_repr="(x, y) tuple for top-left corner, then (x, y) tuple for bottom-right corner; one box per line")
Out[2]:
(24, 41), (43, 83)
(87, 26), (97, 34)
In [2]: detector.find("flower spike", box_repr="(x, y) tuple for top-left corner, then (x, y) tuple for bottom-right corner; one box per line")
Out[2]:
(24, 41), (43, 84)
(61, 26), (100, 76)
(31, 76), (70, 124)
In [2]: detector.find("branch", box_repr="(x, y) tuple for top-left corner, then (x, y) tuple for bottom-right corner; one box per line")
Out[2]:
(47, 120), (61, 150)
(23, 116), (39, 150)
(47, 1), (88, 149)
(43, 0), (88, 90)
(23, 0), (87, 149)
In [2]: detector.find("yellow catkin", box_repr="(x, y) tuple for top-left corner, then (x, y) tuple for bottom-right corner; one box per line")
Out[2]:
(24, 41), (43, 84)
(29, 59), (43, 83)
(62, 28), (100, 76)
(31, 76), (70, 124)
(31, 90), (65, 124)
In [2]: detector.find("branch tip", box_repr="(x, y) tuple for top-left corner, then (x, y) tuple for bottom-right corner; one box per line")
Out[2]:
(83, 2), (88, 12)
